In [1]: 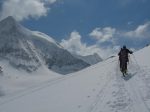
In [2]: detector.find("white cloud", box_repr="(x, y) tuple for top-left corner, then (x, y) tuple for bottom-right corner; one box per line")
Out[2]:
(89, 22), (150, 44)
(0, 0), (57, 21)
(89, 27), (116, 43)
(60, 31), (89, 56)
(125, 22), (150, 39)
(60, 22), (150, 59)
(60, 31), (119, 59)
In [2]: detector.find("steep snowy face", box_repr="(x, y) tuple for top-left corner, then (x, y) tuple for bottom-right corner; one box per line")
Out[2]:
(30, 32), (90, 74)
(73, 53), (102, 65)
(0, 16), (89, 74)
(0, 16), (41, 72)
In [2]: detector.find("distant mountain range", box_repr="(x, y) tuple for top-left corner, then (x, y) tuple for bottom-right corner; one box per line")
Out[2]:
(73, 53), (102, 65)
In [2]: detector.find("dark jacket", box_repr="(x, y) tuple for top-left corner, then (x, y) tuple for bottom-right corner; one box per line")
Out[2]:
(118, 48), (133, 62)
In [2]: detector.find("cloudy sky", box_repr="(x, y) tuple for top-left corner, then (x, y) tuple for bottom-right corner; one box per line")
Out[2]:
(0, 0), (150, 58)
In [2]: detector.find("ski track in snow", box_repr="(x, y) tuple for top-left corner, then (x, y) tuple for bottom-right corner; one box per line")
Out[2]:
(86, 71), (115, 112)
(86, 57), (150, 112)
(86, 61), (133, 112)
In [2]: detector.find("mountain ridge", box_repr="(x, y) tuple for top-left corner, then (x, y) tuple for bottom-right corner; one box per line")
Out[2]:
(0, 16), (90, 74)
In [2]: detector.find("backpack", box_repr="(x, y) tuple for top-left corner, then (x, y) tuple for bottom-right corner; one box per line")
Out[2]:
(120, 49), (127, 59)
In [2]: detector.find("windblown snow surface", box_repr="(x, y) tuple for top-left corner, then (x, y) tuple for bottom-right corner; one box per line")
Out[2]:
(0, 45), (150, 112)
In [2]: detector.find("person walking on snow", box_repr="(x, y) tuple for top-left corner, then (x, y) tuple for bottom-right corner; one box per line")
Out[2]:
(118, 45), (133, 74)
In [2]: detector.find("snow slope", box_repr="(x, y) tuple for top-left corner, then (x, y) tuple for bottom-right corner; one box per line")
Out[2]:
(0, 45), (150, 112)
(0, 60), (62, 97)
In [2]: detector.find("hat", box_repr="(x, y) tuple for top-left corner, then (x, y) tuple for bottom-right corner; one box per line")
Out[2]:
(123, 45), (126, 49)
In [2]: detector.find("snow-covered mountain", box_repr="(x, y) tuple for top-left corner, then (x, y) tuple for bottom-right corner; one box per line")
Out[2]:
(73, 53), (102, 65)
(0, 45), (150, 112)
(0, 16), (90, 74)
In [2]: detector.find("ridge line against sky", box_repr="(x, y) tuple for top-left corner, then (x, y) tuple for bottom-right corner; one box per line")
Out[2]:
(0, 0), (150, 58)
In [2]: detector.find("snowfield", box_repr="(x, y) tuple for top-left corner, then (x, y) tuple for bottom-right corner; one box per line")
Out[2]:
(0, 45), (150, 112)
